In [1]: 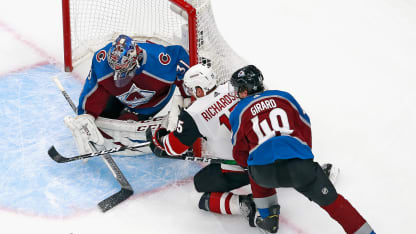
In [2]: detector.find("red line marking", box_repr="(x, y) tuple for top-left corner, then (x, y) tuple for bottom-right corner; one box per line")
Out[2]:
(0, 61), (49, 78)
(0, 177), (195, 219)
(280, 216), (308, 234)
(0, 17), (309, 234)
(0, 173), (308, 234)
(0, 20), (57, 62)
(0, 20), (86, 82)
(0, 20), (64, 74)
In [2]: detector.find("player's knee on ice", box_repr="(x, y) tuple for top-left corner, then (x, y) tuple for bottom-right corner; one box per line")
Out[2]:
(194, 164), (249, 193)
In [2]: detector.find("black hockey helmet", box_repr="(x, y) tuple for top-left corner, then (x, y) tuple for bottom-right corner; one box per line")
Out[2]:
(230, 65), (264, 96)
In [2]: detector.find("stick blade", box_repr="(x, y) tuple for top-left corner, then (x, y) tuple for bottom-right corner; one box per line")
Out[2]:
(98, 188), (133, 212)
(48, 146), (69, 163)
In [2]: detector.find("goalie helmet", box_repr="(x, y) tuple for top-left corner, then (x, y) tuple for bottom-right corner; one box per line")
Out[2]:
(230, 65), (264, 96)
(183, 64), (217, 98)
(108, 34), (144, 87)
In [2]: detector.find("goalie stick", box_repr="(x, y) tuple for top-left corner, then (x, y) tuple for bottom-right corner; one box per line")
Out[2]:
(48, 143), (238, 165)
(52, 76), (133, 212)
(48, 142), (150, 163)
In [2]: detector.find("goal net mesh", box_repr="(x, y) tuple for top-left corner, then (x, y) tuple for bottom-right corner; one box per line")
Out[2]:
(66, 0), (247, 85)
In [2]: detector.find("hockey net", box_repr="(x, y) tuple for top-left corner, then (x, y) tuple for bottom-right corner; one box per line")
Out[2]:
(62, 0), (247, 85)
(62, 0), (247, 156)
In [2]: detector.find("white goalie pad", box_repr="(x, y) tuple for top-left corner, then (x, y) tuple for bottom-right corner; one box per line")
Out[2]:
(95, 115), (166, 156)
(64, 114), (104, 155)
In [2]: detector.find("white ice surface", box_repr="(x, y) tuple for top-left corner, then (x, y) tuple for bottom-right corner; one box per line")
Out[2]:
(1, 0), (416, 233)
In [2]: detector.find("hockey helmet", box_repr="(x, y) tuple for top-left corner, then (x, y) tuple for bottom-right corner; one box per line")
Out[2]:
(108, 34), (144, 87)
(183, 64), (217, 98)
(230, 65), (264, 96)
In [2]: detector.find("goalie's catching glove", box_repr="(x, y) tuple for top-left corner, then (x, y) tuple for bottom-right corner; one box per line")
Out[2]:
(64, 114), (104, 155)
(145, 127), (169, 157)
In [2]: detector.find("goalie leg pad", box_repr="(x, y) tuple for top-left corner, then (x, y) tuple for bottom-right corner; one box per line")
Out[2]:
(94, 116), (165, 156)
(64, 114), (104, 155)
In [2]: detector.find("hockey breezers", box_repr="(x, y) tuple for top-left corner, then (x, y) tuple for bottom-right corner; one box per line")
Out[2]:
(51, 76), (133, 212)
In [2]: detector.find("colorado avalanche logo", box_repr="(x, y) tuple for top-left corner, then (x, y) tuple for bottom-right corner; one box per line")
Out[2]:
(96, 50), (106, 62)
(159, 53), (171, 65)
(116, 83), (156, 108)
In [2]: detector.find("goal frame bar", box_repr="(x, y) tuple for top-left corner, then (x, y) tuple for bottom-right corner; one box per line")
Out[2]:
(61, 0), (199, 72)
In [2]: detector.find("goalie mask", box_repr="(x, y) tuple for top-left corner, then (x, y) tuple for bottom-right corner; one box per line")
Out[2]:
(183, 64), (217, 98)
(108, 34), (144, 87)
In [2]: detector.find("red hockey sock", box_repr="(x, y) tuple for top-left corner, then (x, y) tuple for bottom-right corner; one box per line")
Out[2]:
(322, 194), (368, 234)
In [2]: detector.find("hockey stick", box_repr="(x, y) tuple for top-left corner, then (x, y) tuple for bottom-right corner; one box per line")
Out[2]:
(48, 142), (150, 163)
(48, 142), (238, 165)
(144, 127), (240, 166)
(158, 154), (238, 165)
(52, 76), (133, 212)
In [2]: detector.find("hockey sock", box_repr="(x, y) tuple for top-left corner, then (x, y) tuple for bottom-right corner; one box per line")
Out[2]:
(198, 192), (241, 215)
(321, 194), (374, 234)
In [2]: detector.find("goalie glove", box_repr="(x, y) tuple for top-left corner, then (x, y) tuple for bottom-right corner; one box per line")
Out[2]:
(145, 127), (169, 157)
(166, 95), (192, 131)
(64, 114), (104, 155)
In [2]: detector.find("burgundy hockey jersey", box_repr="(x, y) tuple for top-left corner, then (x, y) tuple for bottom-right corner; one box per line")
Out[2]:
(78, 42), (189, 118)
(230, 90), (313, 167)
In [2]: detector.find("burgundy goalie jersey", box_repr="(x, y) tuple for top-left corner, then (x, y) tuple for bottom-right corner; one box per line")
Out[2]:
(77, 42), (189, 118)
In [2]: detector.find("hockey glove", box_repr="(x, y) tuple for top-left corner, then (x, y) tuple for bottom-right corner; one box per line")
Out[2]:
(256, 205), (280, 233)
(145, 127), (169, 157)
(64, 114), (104, 155)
